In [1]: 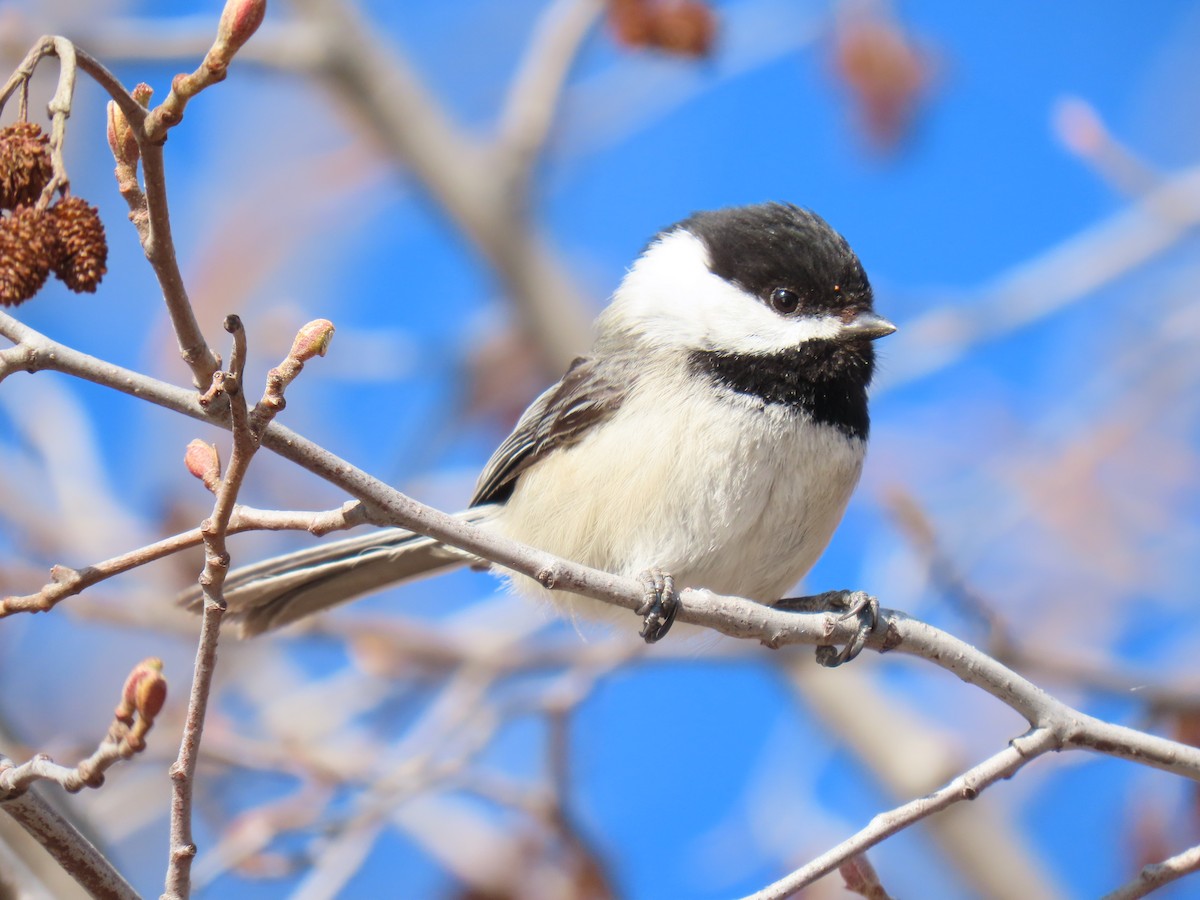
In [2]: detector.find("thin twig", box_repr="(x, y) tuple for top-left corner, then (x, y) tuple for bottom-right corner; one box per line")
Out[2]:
(0, 36), (54, 113)
(740, 728), (1059, 900)
(39, 39), (219, 385)
(0, 501), (367, 618)
(784, 658), (1059, 900)
(1101, 843), (1200, 900)
(0, 658), (165, 801)
(1, 34), (208, 383)
(35, 37), (76, 205)
(163, 316), (332, 900)
(0, 655), (166, 899)
(164, 319), (251, 899)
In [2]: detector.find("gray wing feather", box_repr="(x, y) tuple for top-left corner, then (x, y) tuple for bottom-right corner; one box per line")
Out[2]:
(180, 506), (497, 636)
(471, 356), (626, 506)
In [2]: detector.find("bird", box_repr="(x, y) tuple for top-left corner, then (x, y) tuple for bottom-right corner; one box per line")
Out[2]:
(188, 202), (894, 657)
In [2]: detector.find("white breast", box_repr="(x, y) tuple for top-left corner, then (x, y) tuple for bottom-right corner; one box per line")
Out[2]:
(491, 359), (866, 616)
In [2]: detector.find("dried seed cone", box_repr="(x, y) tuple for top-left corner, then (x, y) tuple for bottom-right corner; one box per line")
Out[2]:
(0, 206), (57, 306)
(49, 196), (107, 293)
(0, 121), (53, 210)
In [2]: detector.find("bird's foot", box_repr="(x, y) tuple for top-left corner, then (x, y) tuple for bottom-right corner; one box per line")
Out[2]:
(636, 567), (679, 643)
(774, 589), (879, 667)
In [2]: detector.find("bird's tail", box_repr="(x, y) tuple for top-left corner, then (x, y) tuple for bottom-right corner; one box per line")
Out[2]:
(179, 506), (499, 636)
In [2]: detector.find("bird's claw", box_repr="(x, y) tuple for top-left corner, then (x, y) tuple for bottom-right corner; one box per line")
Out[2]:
(775, 589), (878, 667)
(636, 567), (678, 643)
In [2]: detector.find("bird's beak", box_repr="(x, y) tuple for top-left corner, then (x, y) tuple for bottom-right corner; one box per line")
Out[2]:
(839, 312), (896, 341)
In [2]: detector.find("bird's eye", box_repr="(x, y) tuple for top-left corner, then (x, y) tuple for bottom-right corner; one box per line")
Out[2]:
(769, 288), (800, 314)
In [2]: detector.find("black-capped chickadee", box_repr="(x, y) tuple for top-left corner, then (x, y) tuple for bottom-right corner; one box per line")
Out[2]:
(191, 203), (894, 651)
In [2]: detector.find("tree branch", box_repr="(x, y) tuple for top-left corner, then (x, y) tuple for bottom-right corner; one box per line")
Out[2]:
(4, 310), (1200, 784)
(1102, 843), (1200, 900)
(741, 728), (1059, 900)
(163, 316), (333, 900)
(496, 0), (604, 197)
(38, 38), (225, 388)
(0, 779), (139, 900)
(0, 501), (367, 618)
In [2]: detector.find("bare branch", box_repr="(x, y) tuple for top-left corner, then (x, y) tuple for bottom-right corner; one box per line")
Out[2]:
(1102, 843), (1200, 900)
(497, 0), (605, 196)
(741, 728), (1059, 900)
(36, 37), (75, 205)
(0, 779), (139, 900)
(0, 658), (165, 801)
(163, 316), (331, 900)
(142, 0), (267, 143)
(785, 659), (1061, 900)
(0, 501), (368, 618)
(4, 310), (1200, 785)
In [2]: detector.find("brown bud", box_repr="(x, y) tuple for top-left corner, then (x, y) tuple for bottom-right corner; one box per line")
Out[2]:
(185, 439), (222, 492)
(116, 657), (165, 724)
(288, 319), (335, 363)
(47, 196), (108, 293)
(0, 121), (53, 211)
(135, 664), (168, 721)
(126, 659), (167, 751)
(0, 206), (58, 306)
(107, 101), (140, 168)
(214, 0), (267, 63)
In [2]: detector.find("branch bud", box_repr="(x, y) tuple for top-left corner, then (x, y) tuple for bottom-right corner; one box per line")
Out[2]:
(116, 658), (167, 751)
(288, 319), (335, 363)
(116, 657), (166, 724)
(212, 0), (268, 66)
(106, 101), (139, 168)
(132, 83), (154, 108)
(185, 439), (222, 492)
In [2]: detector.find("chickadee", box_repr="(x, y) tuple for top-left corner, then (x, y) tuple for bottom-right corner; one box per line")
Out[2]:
(190, 203), (894, 650)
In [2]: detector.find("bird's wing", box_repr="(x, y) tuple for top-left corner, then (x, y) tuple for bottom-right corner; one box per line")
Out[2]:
(471, 355), (627, 506)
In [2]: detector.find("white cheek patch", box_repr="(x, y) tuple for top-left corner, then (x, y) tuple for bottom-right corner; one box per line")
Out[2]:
(602, 229), (842, 354)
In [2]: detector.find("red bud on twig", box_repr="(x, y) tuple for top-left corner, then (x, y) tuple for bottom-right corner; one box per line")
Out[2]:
(213, 0), (268, 65)
(185, 439), (222, 492)
(116, 658), (166, 724)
